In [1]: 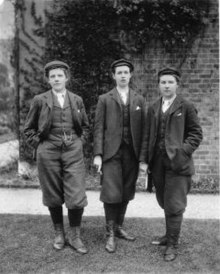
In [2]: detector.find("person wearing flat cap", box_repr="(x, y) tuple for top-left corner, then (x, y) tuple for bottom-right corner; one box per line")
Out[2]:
(24, 60), (89, 254)
(93, 58), (148, 253)
(143, 67), (203, 261)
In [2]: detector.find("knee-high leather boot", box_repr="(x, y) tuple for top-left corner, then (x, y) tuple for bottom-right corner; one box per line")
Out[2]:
(49, 206), (65, 250)
(164, 214), (183, 262)
(115, 201), (136, 241)
(105, 220), (116, 253)
(68, 226), (88, 254)
(53, 223), (65, 250)
(151, 214), (168, 246)
(67, 208), (88, 254)
(104, 203), (117, 253)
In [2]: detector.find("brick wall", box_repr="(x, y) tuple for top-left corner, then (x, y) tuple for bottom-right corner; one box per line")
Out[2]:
(17, 0), (219, 184)
(129, 0), (219, 183)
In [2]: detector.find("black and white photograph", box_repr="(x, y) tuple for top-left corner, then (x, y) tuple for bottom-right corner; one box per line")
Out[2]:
(0, 0), (219, 273)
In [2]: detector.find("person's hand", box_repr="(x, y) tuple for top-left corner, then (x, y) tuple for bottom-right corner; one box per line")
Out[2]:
(139, 162), (148, 174)
(93, 155), (102, 174)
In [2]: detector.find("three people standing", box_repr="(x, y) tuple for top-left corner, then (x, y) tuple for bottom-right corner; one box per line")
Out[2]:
(24, 60), (202, 262)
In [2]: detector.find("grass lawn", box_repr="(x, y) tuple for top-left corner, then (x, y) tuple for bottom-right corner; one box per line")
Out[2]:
(0, 215), (219, 274)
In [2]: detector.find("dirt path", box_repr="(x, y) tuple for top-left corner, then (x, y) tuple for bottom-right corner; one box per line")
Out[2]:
(0, 188), (219, 219)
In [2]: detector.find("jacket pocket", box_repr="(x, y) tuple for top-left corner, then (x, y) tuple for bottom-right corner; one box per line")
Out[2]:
(171, 148), (190, 172)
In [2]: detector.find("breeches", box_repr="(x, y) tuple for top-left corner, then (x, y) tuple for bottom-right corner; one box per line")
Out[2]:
(151, 151), (191, 216)
(100, 143), (139, 203)
(37, 139), (87, 209)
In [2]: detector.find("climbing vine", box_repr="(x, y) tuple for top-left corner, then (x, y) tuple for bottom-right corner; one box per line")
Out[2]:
(115, 0), (209, 51)
(42, 0), (210, 108)
(16, 0), (210, 163)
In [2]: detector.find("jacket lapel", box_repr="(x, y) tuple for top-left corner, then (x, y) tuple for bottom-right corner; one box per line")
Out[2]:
(67, 90), (78, 110)
(44, 90), (53, 109)
(152, 98), (162, 131)
(110, 88), (122, 110)
(129, 88), (134, 104)
(169, 95), (182, 115)
(67, 90), (81, 129)
(129, 89), (137, 112)
(63, 92), (69, 109)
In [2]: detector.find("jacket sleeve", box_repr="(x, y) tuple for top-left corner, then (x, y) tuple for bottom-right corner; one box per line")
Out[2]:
(23, 97), (41, 149)
(79, 99), (90, 145)
(139, 105), (151, 164)
(183, 103), (203, 155)
(93, 96), (105, 157)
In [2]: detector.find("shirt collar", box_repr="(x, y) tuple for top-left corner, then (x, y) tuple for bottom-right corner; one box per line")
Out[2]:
(162, 94), (176, 105)
(52, 89), (66, 97)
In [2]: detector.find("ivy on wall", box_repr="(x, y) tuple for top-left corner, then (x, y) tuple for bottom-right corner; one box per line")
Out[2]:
(115, 0), (210, 51)
(18, 0), (210, 164)
(44, 0), (122, 109)
(42, 0), (210, 106)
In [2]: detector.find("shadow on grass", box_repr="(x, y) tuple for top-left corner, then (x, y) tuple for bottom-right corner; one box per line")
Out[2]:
(0, 215), (219, 274)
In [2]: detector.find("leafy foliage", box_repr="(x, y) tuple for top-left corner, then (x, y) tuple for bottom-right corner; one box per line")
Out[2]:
(41, 0), (209, 167)
(43, 0), (209, 107)
(116, 0), (209, 51)
(44, 0), (122, 109)
(18, 0), (210, 165)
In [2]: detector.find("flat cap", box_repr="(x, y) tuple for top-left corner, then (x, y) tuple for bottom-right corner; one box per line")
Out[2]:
(44, 60), (69, 73)
(158, 67), (181, 79)
(111, 58), (134, 72)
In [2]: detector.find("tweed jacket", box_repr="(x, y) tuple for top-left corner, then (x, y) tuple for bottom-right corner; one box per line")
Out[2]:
(24, 90), (89, 150)
(93, 88), (148, 162)
(145, 95), (203, 175)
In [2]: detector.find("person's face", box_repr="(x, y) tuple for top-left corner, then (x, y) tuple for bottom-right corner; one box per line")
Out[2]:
(112, 66), (132, 88)
(48, 68), (68, 92)
(159, 74), (178, 99)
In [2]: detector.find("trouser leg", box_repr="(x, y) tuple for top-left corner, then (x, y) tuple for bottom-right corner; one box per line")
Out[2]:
(37, 142), (64, 208)
(48, 206), (65, 250)
(67, 208), (88, 254)
(62, 140), (88, 209)
(151, 152), (189, 258)
(150, 152), (167, 245)
(164, 173), (188, 261)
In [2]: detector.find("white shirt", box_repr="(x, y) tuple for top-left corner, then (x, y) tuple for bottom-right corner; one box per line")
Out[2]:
(162, 95), (176, 113)
(52, 89), (66, 108)
(117, 88), (129, 105)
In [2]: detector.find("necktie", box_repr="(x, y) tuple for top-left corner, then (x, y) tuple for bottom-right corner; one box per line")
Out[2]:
(162, 100), (170, 113)
(119, 92), (128, 105)
(57, 93), (65, 108)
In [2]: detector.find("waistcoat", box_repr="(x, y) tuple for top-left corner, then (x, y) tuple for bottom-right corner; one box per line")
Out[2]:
(119, 94), (132, 145)
(155, 107), (170, 152)
(47, 93), (77, 146)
